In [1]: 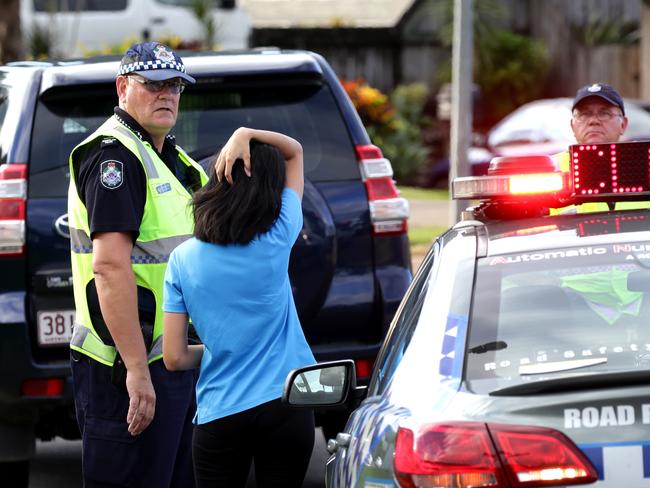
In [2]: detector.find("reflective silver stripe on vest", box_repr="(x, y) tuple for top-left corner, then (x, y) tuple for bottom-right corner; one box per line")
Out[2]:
(72, 322), (163, 363)
(70, 228), (93, 254)
(132, 235), (192, 264)
(149, 336), (162, 359)
(70, 322), (117, 364)
(70, 228), (191, 264)
(113, 125), (159, 178)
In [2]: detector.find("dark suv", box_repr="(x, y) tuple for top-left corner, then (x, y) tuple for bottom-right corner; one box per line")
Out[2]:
(0, 48), (411, 482)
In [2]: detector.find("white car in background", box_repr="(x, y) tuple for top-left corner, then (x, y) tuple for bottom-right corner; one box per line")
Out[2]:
(473, 97), (650, 170)
(429, 97), (650, 187)
(21, 0), (251, 57)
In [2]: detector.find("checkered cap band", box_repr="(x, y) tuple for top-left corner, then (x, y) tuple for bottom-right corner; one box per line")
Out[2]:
(118, 59), (187, 76)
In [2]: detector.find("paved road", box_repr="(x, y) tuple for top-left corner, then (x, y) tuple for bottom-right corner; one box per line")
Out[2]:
(30, 430), (329, 488)
(408, 198), (450, 228)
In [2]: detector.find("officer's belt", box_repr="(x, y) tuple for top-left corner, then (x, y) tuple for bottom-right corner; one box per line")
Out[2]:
(71, 323), (162, 365)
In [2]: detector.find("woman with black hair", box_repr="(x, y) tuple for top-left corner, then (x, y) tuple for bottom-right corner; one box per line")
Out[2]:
(162, 128), (315, 487)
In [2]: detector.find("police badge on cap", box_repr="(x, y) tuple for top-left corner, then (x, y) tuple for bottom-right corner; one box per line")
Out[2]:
(117, 41), (196, 84)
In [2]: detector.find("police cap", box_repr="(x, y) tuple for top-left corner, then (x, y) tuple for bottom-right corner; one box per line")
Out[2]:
(117, 41), (196, 84)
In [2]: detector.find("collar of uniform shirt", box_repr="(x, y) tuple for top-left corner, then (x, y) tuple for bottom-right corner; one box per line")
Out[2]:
(113, 106), (177, 152)
(113, 106), (181, 175)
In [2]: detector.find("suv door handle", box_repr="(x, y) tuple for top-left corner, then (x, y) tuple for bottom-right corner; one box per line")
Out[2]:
(150, 17), (165, 25)
(326, 432), (351, 454)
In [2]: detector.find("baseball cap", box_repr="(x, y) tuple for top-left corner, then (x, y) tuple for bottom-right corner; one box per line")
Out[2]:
(572, 83), (625, 115)
(117, 41), (196, 84)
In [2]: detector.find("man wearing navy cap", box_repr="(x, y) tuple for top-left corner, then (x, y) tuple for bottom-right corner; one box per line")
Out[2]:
(551, 82), (646, 214)
(554, 82), (627, 171)
(67, 41), (207, 486)
(570, 82), (628, 146)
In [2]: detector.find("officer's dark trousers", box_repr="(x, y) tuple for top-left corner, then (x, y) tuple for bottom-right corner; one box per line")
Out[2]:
(192, 398), (314, 488)
(71, 351), (197, 487)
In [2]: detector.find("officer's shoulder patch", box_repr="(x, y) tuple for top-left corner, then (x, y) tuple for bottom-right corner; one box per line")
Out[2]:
(100, 160), (124, 189)
(100, 137), (118, 148)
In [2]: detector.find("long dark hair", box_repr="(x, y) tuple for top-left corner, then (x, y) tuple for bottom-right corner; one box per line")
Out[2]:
(193, 141), (286, 245)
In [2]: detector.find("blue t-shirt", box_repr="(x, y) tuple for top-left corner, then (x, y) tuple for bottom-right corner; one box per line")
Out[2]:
(163, 188), (315, 424)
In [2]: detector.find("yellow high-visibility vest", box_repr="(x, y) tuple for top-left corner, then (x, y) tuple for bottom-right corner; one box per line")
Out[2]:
(67, 116), (208, 365)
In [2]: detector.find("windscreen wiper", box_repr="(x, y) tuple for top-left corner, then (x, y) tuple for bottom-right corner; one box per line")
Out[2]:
(468, 341), (508, 354)
(519, 357), (607, 375)
(489, 368), (650, 396)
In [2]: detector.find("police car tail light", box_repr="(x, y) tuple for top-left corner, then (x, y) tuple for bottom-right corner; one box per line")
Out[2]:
(0, 164), (27, 257)
(394, 422), (504, 488)
(394, 422), (597, 488)
(356, 144), (409, 236)
(490, 423), (598, 487)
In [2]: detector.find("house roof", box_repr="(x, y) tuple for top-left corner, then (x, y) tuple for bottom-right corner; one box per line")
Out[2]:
(238, 0), (416, 28)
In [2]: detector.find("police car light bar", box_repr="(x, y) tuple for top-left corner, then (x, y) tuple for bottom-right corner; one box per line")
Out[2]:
(453, 154), (566, 200)
(570, 141), (650, 198)
(453, 172), (565, 199)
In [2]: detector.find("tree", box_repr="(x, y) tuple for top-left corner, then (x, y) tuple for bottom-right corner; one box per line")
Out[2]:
(0, 0), (24, 63)
(192, 0), (217, 50)
(433, 0), (550, 128)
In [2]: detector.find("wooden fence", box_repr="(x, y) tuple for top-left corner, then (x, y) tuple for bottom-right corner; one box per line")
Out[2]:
(252, 0), (643, 98)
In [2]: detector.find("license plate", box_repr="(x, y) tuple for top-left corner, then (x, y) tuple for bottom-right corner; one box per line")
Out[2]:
(37, 310), (75, 346)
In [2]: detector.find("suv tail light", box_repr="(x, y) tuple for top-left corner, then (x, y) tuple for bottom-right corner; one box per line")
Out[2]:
(356, 144), (409, 235)
(394, 422), (597, 488)
(0, 164), (27, 257)
(354, 357), (374, 379)
(21, 378), (64, 397)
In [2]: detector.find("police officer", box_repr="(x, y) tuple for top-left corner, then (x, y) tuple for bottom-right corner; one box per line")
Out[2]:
(67, 42), (207, 486)
(555, 82), (628, 169)
(552, 83), (647, 326)
(552, 82), (650, 213)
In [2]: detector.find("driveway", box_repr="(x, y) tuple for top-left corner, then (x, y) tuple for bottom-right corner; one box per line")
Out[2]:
(407, 198), (451, 271)
(408, 199), (450, 228)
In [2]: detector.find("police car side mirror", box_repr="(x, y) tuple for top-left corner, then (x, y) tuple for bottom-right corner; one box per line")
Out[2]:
(282, 360), (356, 408)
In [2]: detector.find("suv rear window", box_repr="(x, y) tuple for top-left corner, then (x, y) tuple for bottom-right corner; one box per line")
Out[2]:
(467, 241), (650, 392)
(29, 77), (359, 197)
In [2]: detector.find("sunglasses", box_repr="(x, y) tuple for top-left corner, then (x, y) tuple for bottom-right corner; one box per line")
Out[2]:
(127, 75), (186, 94)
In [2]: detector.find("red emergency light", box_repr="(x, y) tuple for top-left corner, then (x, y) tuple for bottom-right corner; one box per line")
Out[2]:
(576, 214), (647, 237)
(569, 141), (650, 198)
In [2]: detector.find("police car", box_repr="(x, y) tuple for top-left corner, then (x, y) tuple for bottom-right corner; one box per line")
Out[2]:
(285, 140), (650, 487)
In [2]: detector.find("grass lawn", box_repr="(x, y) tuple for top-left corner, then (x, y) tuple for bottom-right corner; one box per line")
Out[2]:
(408, 225), (447, 247)
(396, 186), (450, 261)
(398, 186), (449, 201)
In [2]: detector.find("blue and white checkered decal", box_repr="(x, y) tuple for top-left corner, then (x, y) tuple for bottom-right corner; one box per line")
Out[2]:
(581, 443), (650, 486)
(118, 59), (187, 76)
(439, 313), (468, 378)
